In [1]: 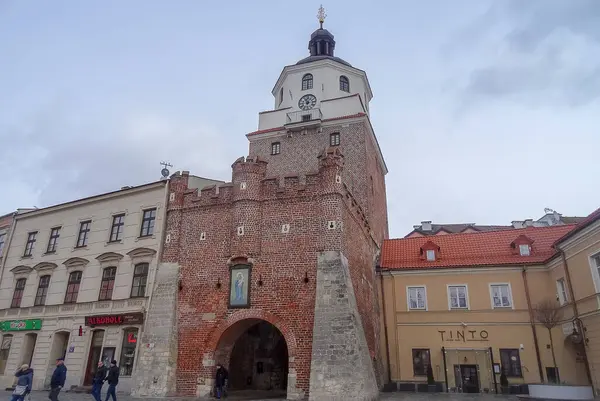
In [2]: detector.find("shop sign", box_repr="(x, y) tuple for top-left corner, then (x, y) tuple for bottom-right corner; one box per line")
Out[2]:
(438, 329), (489, 342)
(1, 319), (42, 332)
(85, 313), (143, 327)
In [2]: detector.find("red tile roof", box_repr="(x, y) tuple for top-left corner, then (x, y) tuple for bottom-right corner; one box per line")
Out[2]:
(381, 224), (577, 270)
(554, 207), (600, 246)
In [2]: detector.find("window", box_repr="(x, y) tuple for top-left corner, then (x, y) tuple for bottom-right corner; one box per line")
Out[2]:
(119, 328), (139, 376)
(99, 267), (117, 301)
(591, 252), (600, 290)
(426, 249), (436, 261)
(76, 221), (91, 247)
(0, 335), (13, 375)
(546, 367), (559, 384)
(448, 285), (468, 309)
(500, 349), (522, 377)
(412, 349), (430, 376)
(109, 214), (125, 242)
(407, 286), (427, 310)
(130, 263), (149, 298)
(330, 133), (340, 146)
(24, 231), (37, 257)
(556, 278), (568, 305)
(140, 209), (156, 237)
(11, 279), (26, 308)
(271, 142), (281, 155)
(490, 284), (512, 308)
(64, 271), (82, 303)
(279, 87), (283, 106)
(302, 73), (313, 90)
(519, 244), (530, 256)
(339, 75), (350, 92)
(301, 114), (311, 122)
(46, 227), (61, 253)
(0, 233), (6, 257)
(34, 275), (50, 306)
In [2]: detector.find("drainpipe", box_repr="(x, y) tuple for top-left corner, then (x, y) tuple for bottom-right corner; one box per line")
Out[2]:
(522, 267), (545, 383)
(378, 267), (392, 384)
(558, 247), (593, 388)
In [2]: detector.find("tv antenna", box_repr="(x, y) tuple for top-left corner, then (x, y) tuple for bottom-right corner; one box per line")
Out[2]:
(160, 161), (173, 180)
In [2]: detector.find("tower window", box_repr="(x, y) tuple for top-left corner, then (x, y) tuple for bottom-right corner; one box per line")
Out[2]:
(330, 133), (340, 146)
(339, 76), (350, 92)
(271, 142), (281, 155)
(302, 74), (313, 90)
(279, 87), (284, 106)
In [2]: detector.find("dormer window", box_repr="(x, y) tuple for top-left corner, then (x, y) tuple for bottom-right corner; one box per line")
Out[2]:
(302, 73), (313, 90)
(339, 76), (350, 92)
(420, 240), (439, 262)
(511, 234), (534, 256)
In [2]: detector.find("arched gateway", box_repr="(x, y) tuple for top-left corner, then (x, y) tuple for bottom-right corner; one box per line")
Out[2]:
(203, 311), (299, 399)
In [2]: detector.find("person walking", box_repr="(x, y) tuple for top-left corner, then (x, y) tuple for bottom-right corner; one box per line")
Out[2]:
(11, 364), (33, 401)
(103, 360), (119, 401)
(91, 361), (107, 401)
(48, 358), (67, 401)
(214, 363), (228, 399)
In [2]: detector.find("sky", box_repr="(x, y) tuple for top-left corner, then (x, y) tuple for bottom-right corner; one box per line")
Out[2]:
(1, 0), (599, 238)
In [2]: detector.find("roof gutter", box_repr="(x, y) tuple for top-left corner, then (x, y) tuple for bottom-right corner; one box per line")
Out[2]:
(376, 265), (392, 384)
(521, 266), (544, 383)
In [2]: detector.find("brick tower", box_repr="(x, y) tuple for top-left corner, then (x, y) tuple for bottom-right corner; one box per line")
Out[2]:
(132, 9), (388, 401)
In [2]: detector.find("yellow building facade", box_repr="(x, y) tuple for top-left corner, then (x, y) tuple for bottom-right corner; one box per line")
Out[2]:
(378, 215), (600, 394)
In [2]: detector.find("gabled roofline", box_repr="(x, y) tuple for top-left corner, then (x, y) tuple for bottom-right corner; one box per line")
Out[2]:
(554, 207), (600, 246)
(15, 180), (167, 220)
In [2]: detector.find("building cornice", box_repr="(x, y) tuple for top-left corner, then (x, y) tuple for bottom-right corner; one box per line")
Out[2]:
(380, 264), (548, 276)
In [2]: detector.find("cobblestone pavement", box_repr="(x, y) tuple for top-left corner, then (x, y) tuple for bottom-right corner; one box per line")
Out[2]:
(13, 390), (522, 401)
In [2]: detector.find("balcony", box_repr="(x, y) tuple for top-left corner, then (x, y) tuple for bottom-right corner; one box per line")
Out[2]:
(0, 298), (148, 319)
(285, 108), (322, 131)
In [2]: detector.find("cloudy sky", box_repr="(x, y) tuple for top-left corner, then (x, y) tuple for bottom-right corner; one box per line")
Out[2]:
(1, 0), (599, 238)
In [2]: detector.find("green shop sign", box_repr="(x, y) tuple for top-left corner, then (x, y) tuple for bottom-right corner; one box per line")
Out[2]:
(1, 319), (42, 332)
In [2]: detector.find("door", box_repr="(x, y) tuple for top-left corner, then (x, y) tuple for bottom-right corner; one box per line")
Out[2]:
(459, 364), (480, 393)
(101, 347), (116, 367)
(84, 330), (105, 385)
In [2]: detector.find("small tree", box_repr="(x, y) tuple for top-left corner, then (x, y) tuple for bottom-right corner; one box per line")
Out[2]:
(427, 363), (435, 385)
(534, 299), (563, 383)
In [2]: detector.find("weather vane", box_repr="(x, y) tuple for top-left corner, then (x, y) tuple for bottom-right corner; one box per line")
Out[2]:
(317, 5), (327, 29)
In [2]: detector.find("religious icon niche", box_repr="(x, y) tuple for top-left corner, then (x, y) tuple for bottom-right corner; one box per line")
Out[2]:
(229, 264), (251, 308)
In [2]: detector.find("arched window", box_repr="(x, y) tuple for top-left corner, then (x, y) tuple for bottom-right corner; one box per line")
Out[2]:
(339, 76), (350, 92)
(0, 334), (13, 374)
(302, 73), (313, 90)
(130, 263), (149, 298)
(64, 271), (82, 303)
(99, 267), (116, 301)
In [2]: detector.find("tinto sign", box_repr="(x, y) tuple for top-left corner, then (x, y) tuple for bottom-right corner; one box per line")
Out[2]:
(0, 319), (42, 332)
(438, 329), (489, 342)
(84, 313), (143, 327)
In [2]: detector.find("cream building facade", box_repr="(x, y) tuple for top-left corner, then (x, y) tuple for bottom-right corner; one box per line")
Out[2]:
(379, 222), (595, 394)
(0, 182), (170, 392)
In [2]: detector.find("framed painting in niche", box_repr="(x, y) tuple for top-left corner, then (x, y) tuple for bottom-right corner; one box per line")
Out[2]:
(229, 264), (251, 308)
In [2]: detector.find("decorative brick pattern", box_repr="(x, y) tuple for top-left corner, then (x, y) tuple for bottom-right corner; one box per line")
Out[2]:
(153, 118), (387, 400)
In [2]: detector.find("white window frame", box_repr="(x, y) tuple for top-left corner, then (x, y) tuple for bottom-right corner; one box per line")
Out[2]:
(447, 284), (469, 310)
(426, 249), (435, 261)
(489, 283), (514, 309)
(406, 286), (427, 311)
(588, 250), (600, 293)
(519, 244), (530, 256)
(556, 278), (568, 305)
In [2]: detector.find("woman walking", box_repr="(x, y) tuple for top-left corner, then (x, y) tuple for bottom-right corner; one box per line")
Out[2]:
(11, 364), (33, 401)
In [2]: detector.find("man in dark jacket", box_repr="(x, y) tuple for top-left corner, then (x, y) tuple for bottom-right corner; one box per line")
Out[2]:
(214, 364), (228, 399)
(48, 358), (67, 401)
(91, 361), (107, 401)
(104, 360), (119, 401)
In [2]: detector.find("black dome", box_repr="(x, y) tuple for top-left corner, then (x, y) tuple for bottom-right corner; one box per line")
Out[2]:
(296, 28), (352, 67)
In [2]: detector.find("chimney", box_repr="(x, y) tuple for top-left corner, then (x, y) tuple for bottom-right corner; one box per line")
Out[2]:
(421, 221), (432, 232)
(553, 211), (561, 223)
(524, 219), (534, 227)
(512, 221), (524, 229)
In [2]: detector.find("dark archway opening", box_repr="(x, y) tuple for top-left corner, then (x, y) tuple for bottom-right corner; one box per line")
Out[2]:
(218, 320), (288, 399)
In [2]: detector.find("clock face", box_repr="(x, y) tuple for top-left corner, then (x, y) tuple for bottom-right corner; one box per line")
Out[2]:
(298, 94), (317, 110)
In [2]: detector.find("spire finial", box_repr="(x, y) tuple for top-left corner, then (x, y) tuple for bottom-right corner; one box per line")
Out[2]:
(317, 5), (327, 29)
